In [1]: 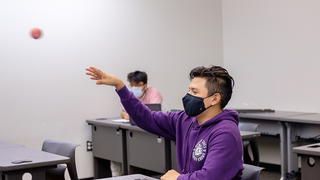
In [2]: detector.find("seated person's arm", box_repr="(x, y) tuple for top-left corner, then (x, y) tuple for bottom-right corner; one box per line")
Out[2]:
(117, 86), (178, 140)
(120, 110), (129, 120)
(86, 67), (178, 140)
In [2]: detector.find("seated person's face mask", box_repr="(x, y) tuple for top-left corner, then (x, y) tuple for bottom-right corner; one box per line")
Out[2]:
(182, 93), (214, 117)
(130, 86), (144, 98)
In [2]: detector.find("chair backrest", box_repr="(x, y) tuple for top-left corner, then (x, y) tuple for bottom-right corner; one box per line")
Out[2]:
(242, 164), (264, 180)
(239, 122), (259, 132)
(42, 139), (79, 180)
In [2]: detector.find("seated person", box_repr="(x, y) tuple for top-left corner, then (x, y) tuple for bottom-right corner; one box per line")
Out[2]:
(121, 70), (163, 120)
(86, 65), (243, 180)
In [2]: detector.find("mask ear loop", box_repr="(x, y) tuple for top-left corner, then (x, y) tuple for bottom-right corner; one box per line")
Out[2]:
(140, 85), (148, 98)
(203, 92), (220, 110)
(202, 97), (213, 111)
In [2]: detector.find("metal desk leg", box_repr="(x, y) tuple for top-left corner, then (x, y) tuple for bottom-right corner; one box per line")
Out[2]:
(121, 129), (128, 175)
(165, 139), (172, 171)
(286, 122), (299, 177)
(280, 122), (288, 179)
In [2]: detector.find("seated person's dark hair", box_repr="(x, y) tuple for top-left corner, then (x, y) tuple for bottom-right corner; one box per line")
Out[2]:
(127, 71), (148, 84)
(190, 66), (234, 109)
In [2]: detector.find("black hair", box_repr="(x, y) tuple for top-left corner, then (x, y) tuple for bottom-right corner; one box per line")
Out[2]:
(127, 71), (148, 84)
(189, 65), (234, 109)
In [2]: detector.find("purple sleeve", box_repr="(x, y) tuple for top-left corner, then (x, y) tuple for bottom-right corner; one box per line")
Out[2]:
(177, 132), (243, 180)
(116, 86), (178, 140)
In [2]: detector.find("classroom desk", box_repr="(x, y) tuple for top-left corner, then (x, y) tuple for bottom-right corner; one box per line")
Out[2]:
(0, 141), (69, 180)
(239, 111), (320, 179)
(284, 113), (320, 175)
(87, 118), (170, 178)
(88, 119), (126, 178)
(88, 118), (261, 177)
(293, 143), (320, 157)
(97, 174), (158, 180)
(293, 143), (320, 180)
(120, 122), (171, 174)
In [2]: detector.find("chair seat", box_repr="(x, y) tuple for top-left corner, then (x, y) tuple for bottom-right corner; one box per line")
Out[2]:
(242, 164), (264, 180)
(42, 139), (79, 180)
(239, 122), (260, 166)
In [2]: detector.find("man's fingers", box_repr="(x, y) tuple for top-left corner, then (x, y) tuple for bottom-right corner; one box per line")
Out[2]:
(85, 67), (96, 73)
(87, 74), (99, 80)
(86, 67), (105, 78)
(86, 72), (98, 78)
(88, 67), (102, 75)
(85, 68), (97, 74)
(86, 67), (101, 76)
(86, 72), (94, 76)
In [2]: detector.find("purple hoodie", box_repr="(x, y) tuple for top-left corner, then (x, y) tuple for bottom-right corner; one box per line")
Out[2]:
(117, 86), (243, 180)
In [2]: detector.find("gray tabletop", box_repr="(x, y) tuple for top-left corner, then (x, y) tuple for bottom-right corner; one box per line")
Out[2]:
(240, 131), (261, 140)
(89, 111), (320, 128)
(87, 118), (149, 133)
(293, 143), (320, 156)
(280, 113), (320, 125)
(0, 146), (69, 171)
(97, 174), (158, 180)
(87, 118), (260, 137)
(119, 122), (147, 133)
(87, 118), (123, 128)
(239, 111), (310, 121)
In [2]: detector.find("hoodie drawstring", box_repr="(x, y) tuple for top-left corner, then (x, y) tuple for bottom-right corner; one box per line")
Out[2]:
(187, 125), (202, 173)
(182, 121), (194, 173)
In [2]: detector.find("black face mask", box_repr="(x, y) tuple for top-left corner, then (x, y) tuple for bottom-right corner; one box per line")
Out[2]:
(182, 93), (212, 117)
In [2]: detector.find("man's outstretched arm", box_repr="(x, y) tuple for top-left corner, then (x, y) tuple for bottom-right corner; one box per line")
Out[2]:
(85, 66), (178, 140)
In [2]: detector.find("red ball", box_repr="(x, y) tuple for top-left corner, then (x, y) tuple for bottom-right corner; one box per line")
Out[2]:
(31, 28), (42, 39)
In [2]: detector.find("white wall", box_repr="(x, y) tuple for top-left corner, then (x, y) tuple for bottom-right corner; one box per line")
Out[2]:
(223, 0), (320, 112)
(0, 0), (223, 178)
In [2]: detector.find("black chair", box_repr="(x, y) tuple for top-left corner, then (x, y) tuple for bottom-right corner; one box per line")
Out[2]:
(242, 164), (264, 180)
(239, 122), (260, 166)
(42, 139), (79, 180)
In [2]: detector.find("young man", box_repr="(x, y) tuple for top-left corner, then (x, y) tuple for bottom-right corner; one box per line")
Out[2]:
(121, 70), (163, 120)
(86, 65), (243, 180)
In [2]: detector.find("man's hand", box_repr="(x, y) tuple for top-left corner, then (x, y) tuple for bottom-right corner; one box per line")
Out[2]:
(120, 110), (130, 120)
(85, 67), (125, 90)
(160, 170), (180, 180)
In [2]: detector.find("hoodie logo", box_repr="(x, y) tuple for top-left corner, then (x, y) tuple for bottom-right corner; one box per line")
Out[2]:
(192, 139), (207, 162)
